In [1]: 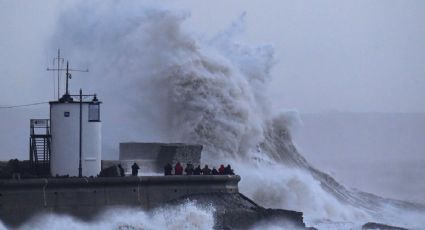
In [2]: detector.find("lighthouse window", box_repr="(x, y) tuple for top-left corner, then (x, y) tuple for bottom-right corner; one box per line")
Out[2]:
(89, 103), (100, 122)
(64, 111), (70, 117)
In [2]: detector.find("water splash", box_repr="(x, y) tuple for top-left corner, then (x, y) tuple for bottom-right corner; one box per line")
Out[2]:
(14, 201), (214, 230)
(0, 222), (7, 230)
(51, 1), (425, 229)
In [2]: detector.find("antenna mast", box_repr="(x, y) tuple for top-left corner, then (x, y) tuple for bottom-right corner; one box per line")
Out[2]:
(47, 52), (89, 102)
(47, 49), (64, 99)
(56, 49), (62, 99)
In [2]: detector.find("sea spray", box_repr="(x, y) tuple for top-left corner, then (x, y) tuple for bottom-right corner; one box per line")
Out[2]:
(15, 201), (214, 230)
(52, 1), (273, 161)
(0, 222), (6, 230)
(50, 1), (425, 229)
(233, 160), (368, 222)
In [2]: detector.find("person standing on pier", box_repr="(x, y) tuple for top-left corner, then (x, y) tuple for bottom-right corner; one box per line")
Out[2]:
(164, 163), (172, 175)
(131, 162), (140, 176)
(218, 164), (225, 175)
(118, 164), (125, 177)
(194, 165), (201, 175)
(185, 162), (194, 175)
(202, 165), (211, 175)
(212, 167), (219, 175)
(174, 162), (183, 175)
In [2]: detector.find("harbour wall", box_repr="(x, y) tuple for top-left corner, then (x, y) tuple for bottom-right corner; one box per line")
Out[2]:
(0, 175), (240, 227)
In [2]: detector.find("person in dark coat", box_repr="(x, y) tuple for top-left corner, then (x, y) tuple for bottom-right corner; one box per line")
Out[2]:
(218, 164), (225, 175)
(174, 162), (183, 175)
(193, 165), (201, 175)
(202, 165), (211, 175)
(164, 163), (172, 176)
(212, 167), (219, 175)
(185, 163), (194, 175)
(224, 164), (234, 175)
(118, 164), (125, 177)
(131, 162), (140, 176)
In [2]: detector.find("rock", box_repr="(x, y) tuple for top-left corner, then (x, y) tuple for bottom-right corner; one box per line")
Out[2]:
(98, 165), (121, 177)
(168, 193), (308, 229)
(362, 222), (408, 230)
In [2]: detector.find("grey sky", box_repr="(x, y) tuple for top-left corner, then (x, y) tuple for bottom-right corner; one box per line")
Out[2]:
(170, 0), (425, 113)
(1, 1), (425, 113)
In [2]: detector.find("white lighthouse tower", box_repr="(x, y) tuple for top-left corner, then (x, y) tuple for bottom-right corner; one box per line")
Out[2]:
(49, 62), (102, 177)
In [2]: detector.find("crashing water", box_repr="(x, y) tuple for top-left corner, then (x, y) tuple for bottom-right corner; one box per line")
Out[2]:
(8, 201), (214, 230)
(6, 1), (420, 229)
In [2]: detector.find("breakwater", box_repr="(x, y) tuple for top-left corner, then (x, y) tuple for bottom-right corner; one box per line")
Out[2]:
(0, 175), (239, 227)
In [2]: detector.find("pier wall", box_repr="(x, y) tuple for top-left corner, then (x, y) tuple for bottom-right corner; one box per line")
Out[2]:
(0, 175), (240, 227)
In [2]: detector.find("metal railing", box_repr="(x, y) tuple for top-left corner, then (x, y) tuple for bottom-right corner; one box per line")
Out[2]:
(29, 119), (51, 176)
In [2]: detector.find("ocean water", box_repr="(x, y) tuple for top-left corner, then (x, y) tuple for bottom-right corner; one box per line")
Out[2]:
(295, 112), (425, 204)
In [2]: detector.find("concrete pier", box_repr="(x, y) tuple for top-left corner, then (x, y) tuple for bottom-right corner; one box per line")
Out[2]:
(0, 175), (240, 227)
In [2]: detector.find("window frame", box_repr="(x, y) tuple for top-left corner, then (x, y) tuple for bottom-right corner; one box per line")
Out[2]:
(88, 103), (100, 122)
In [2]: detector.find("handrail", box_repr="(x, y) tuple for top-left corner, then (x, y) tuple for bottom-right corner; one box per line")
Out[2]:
(29, 118), (51, 176)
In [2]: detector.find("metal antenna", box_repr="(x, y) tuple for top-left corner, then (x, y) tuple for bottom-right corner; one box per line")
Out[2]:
(47, 49), (64, 99)
(47, 56), (88, 101)
(63, 61), (89, 96)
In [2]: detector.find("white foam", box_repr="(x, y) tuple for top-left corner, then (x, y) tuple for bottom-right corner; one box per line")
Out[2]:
(16, 201), (214, 230)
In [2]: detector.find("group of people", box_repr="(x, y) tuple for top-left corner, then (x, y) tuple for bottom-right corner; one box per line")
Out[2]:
(164, 162), (235, 176)
(109, 162), (235, 177)
(116, 163), (140, 177)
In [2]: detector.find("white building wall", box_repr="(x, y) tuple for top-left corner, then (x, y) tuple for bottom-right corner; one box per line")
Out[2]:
(50, 102), (101, 177)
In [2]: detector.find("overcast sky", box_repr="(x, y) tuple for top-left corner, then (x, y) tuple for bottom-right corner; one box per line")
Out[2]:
(1, 0), (424, 113)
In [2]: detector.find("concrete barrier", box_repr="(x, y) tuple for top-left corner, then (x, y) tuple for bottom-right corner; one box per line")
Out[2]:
(0, 175), (240, 227)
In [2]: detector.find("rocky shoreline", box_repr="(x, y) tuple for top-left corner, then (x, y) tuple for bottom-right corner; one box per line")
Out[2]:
(171, 193), (411, 230)
(169, 193), (308, 229)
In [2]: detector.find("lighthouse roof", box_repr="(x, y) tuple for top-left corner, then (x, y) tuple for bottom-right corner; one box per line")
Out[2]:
(49, 100), (102, 105)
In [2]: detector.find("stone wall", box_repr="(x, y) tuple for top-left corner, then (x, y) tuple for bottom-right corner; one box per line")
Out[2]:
(0, 175), (239, 227)
(119, 142), (162, 160)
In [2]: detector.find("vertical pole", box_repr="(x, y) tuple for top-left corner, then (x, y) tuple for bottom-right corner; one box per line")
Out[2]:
(78, 89), (83, 178)
(52, 68), (56, 99)
(57, 49), (60, 99)
(29, 138), (32, 165)
(29, 121), (32, 164)
(66, 62), (70, 96)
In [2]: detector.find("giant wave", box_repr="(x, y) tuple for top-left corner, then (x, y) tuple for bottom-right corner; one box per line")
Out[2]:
(28, 1), (425, 229)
